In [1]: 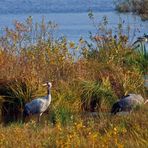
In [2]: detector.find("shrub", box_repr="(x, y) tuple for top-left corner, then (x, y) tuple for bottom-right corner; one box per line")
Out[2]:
(80, 79), (116, 112)
(115, 0), (148, 20)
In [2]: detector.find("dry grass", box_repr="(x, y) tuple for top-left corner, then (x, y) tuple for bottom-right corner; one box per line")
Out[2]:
(0, 108), (148, 148)
(0, 16), (148, 147)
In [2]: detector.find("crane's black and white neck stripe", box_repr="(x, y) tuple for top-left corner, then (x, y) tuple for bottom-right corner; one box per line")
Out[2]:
(43, 81), (52, 98)
(46, 82), (52, 98)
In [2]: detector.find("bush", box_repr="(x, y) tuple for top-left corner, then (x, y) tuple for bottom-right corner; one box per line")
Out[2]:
(115, 0), (148, 20)
(80, 79), (117, 112)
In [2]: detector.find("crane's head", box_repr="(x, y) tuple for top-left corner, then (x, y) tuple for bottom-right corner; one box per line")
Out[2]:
(43, 82), (52, 88)
(144, 99), (148, 105)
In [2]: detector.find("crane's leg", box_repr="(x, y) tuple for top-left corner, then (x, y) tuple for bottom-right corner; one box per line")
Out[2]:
(129, 108), (133, 114)
(37, 113), (42, 123)
(127, 106), (133, 114)
(37, 115), (40, 123)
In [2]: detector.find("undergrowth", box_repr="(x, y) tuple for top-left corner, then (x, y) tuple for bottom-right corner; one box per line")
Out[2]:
(0, 16), (147, 147)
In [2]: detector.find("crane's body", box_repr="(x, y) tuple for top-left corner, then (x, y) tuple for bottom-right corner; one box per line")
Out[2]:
(24, 96), (51, 115)
(23, 82), (52, 122)
(111, 94), (147, 115)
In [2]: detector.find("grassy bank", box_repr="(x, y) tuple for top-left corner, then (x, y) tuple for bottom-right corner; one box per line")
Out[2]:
(0, 109), (148, 147)
(0, 17), (148, 147)
(115, 0), (148, 21)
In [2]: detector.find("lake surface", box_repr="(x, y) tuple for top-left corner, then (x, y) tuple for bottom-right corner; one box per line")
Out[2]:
(0, 0), (148, 42)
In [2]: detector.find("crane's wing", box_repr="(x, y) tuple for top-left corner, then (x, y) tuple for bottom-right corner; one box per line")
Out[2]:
(119, 94), (143, 111)
(25, 97), (47, 114)
(124, 94), (144, 105)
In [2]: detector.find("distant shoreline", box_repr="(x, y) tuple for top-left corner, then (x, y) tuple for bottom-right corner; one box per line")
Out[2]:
(115, 0), (148, 21)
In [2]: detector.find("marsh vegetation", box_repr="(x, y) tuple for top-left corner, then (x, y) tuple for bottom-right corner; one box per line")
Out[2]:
(0, 15), (148, 147)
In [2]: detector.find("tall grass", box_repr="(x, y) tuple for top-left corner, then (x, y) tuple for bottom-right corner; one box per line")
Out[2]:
(80, 78), (116, 112)
(0, 109), (148, 147)
(0, 14), (147, 147)
(0, 16), (147, 123)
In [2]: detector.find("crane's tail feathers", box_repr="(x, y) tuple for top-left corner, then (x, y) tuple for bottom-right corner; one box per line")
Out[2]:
(23, 106), (30, 118)
(111, 102), (121, 115)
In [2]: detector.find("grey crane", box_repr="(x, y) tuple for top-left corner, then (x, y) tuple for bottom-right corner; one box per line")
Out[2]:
(111, 94), (148, 115)
(23, 82), (52, 123)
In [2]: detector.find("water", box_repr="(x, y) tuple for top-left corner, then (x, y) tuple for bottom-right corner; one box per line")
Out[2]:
(0, 0), (114, 14)
(0, 0), (148, 42)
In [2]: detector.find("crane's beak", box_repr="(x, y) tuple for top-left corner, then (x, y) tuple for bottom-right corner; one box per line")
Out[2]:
(42, 83), (47, 86)
(42, 82), (52, 87)
(144, 99), (148, 104)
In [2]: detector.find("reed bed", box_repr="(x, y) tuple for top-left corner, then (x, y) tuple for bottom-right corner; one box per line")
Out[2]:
(0, 17), (148, 147)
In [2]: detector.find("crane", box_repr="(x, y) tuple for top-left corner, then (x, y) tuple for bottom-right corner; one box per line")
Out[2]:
(111, 94), (148, 115)
(23, 82), (52, 123)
